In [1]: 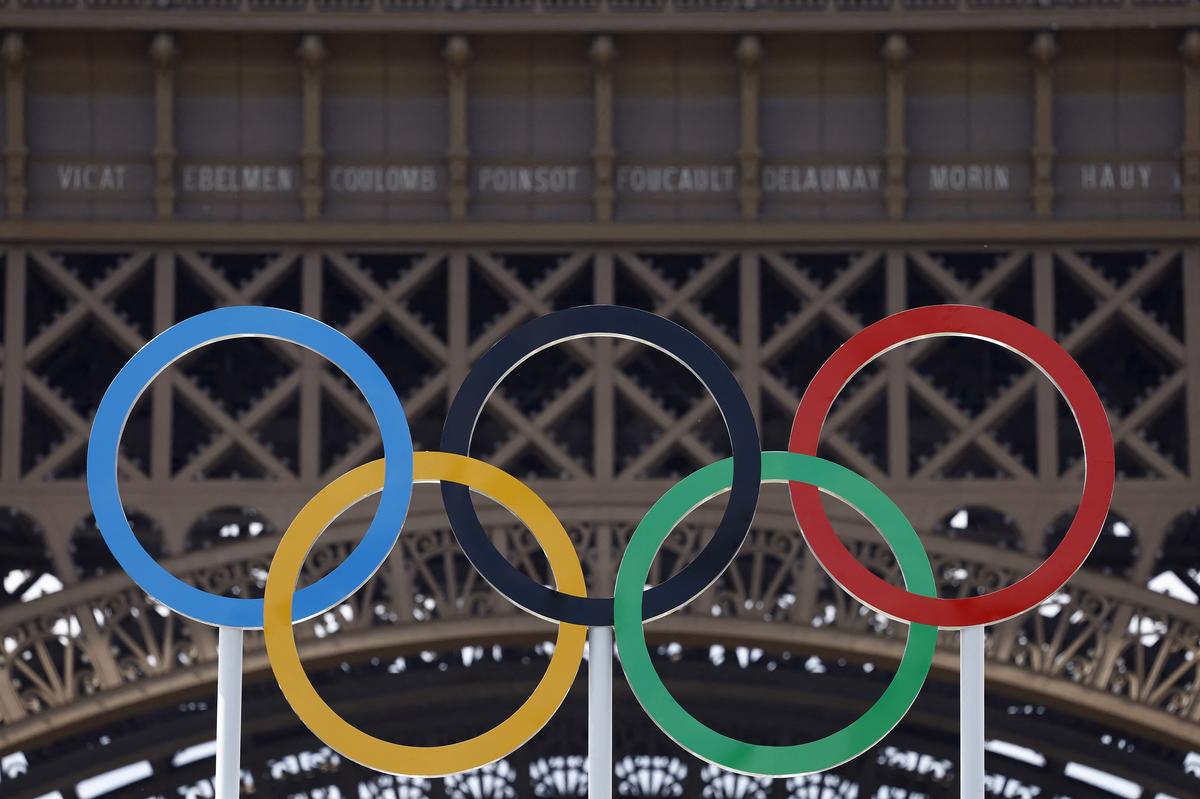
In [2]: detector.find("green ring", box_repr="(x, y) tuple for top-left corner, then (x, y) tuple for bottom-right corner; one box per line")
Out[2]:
(613, 451), (938, 777)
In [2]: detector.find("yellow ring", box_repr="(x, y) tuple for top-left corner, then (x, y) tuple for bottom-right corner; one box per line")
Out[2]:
(264, 451), (587, 777)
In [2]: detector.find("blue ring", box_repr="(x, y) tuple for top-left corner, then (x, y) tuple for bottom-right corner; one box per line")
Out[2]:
(86, 306), (414, 629)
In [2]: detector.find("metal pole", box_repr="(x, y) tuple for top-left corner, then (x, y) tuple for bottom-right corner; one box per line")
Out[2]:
(588, 625), (613, 799)
(960, 625), (985, 799)
(216, 626), (244, 799)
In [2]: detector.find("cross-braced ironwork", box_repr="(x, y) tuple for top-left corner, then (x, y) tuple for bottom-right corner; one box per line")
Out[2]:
(0, 247), (1198, 798)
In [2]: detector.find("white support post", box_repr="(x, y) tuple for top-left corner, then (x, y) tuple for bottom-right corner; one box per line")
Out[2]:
(588, 625), (613, 799)
(960, 625), (985, 799)
(216, 626), (244, 799)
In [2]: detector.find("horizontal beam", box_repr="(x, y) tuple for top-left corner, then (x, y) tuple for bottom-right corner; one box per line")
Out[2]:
(1, 7), (1199, 33)
(0, 219), (1198, 245)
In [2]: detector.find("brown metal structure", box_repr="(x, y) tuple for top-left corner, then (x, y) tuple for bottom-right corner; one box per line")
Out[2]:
(0, 8), (1197, 799)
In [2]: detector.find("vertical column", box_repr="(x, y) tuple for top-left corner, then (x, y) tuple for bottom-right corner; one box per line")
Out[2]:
(1030, 31), (1058, 220)
(885, 253), (908, 479)
(3, 32), (27, 219)
(2, 253), (25, 481)
(959, 625), (986, 799)
(299, 34), (325, 221)
(593, 255), (616, 480)
(736, 35), (762, 222)
(150, 33), (178, 220)
(882, 33), (909, 221)
(445, 35), (471, 222)
(587, 625), (613, 799)
(1183, 250), (1200, 476)
(590, 35), (616, 223)
(1032, 251), (1058, 485)
(1182, 30), (1200, 219)
(151, 253), (176, 481)
(299, 254), (322, 481)
(214, 626), (244, 799)
(1032, 31), (1060, 542)
(592, 254), (617, 595)
(738, 254), (761, 426)
(447, 253), (469, 396)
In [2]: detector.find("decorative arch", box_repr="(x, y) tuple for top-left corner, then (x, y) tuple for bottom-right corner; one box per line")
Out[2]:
(933, 505), (1023, 551)
(1042, 507), (1139, 578)
(1147, 507), (1200, 604)
(185, 506), (276, 552)
(0, 507), (61, 606)
(71, 511), (165, 580)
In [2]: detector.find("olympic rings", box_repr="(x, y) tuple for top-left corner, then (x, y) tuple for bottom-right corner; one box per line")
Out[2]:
(441, 305), (761, 627)
(789, 304), (1115, 628)
(263, 452), (587, 777)
(85, 301), (1117, 782)
(614, 451), (937, 777)
(87, 306), (415, 629)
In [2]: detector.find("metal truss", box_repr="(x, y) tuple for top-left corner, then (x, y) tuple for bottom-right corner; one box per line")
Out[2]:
(0, 246), (1198, 794)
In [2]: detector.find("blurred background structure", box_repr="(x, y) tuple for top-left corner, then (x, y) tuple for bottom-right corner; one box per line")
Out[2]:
(0, 6), (1198, 799)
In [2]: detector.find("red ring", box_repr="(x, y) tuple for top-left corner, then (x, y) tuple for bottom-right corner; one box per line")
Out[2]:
(789, 305), (1114, 628)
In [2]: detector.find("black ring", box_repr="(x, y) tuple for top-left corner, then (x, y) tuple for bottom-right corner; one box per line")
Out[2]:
(440, 305), (761, 627)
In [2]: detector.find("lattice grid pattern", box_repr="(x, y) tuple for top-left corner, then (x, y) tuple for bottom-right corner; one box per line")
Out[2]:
(1, 248), (1197, 584)
(0, 246), (1199, 799)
